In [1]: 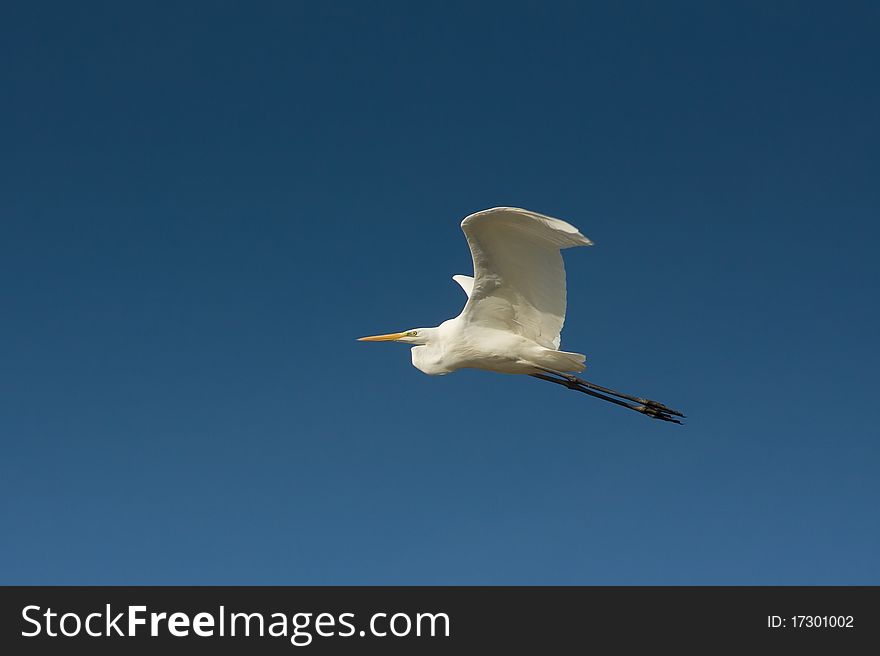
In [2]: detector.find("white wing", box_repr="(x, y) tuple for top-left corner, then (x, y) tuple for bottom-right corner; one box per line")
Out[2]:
(452, 274), (474, 297)
(458, 207), (592, 349)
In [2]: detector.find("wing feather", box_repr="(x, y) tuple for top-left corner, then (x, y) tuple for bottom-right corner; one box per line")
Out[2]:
(452, 274), (474, 297)
(458, 207), (591, 349)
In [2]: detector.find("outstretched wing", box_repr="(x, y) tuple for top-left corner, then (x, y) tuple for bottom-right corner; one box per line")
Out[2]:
(458, 207), (592, 349)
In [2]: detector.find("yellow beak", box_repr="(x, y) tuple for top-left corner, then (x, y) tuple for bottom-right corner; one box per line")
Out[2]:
(357, 332), (407, 342)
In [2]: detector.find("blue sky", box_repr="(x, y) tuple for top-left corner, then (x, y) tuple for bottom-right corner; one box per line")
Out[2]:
(1, 2), (878, 584)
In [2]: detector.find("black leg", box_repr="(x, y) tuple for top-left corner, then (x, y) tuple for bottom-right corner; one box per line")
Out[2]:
(530, 371), (684, 424)
(536, 367), (684, 417)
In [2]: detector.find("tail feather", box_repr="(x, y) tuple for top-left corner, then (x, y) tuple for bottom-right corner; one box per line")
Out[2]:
(540, 349), (586, 373)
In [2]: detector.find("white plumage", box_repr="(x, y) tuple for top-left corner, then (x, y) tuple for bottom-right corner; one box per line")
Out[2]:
(451, 274), (474, 297)
(459, 207), (592, 350)
(359, 207), (592, 376)
(359, 206), (684, 423)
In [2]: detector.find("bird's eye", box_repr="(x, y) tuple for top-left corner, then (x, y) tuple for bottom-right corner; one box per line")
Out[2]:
(407, 330), (418, 336)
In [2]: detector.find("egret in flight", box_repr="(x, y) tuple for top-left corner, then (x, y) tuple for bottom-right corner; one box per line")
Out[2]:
(358, 207), (683, 423)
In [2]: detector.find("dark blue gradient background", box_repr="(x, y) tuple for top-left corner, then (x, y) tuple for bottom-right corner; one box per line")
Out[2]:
(2, 2), (878, 583)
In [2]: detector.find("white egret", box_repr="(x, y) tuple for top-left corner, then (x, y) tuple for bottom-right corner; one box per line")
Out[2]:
(359, 207), (683, 423)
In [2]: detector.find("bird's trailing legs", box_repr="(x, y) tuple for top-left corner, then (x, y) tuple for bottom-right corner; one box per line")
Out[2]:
(531, 368), (685, 424)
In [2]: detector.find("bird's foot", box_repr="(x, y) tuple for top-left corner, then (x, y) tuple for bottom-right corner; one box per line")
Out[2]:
(636, 405), (683, 424)
(642, 399), (686, 418)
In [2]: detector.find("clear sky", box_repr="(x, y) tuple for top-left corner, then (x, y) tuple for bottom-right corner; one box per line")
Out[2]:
(2, 2), (878, 584)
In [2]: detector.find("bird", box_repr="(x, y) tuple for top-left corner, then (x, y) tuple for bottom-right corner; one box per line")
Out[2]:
(358, 207), (684, 423)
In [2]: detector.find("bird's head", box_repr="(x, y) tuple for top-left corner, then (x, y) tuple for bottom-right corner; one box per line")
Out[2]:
(357, 328), (432, 346)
